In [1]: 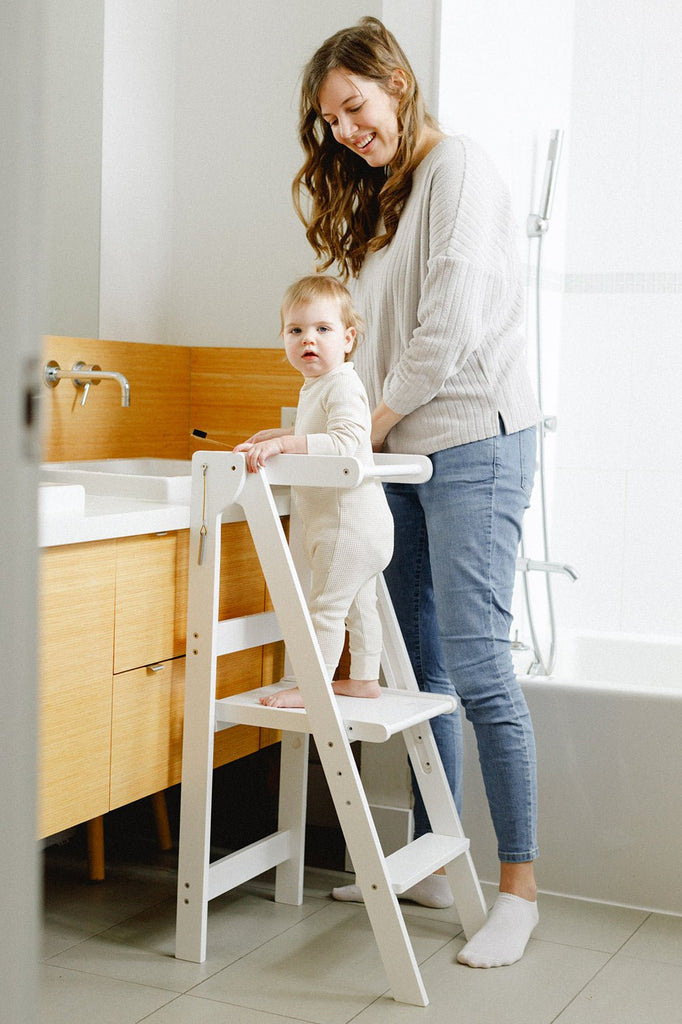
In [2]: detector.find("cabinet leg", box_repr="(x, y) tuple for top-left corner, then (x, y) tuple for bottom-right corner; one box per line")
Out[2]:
(151, 790), (172, 851)
(86, 816), (105, 882)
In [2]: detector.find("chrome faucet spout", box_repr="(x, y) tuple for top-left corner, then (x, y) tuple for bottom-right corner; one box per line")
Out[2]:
(44, 360), (131, 407)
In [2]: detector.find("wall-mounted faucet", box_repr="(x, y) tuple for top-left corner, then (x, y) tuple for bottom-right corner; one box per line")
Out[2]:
(44, 360), (131, 407)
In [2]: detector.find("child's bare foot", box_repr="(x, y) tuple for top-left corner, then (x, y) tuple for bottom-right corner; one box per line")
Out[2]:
(259, 687), (304, 708)
(332, 678), (381, 698)
(259, 679), (381, 707)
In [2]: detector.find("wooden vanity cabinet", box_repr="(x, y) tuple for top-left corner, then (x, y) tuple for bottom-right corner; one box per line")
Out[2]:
(39, 541), (118, 838)
(40, 521), (277, 838)
(113, 531), (185, 674)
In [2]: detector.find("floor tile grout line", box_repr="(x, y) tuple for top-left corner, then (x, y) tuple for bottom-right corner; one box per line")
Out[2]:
(169, 989), (368, 1024)
(135, 989), (336, 1024)
(42, 852), (682, 1024)
(135, 990), (186, 1024)
(548, 950), (622, 1024)
(173, 895), (456, 1015)
(41, 892), (181, 963)
(40, 959), (183, 996)
(548, 912), (656, 1024)
(44, 891), (338, 998)
(171, 896), (350, 996)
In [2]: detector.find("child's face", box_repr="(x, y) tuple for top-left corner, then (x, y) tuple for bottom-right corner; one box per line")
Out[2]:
(282, 297), (355, 379)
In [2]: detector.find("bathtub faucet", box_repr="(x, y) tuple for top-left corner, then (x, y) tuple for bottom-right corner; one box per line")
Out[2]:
(44, 360), (130, 407)
(516, 557), (579, 582)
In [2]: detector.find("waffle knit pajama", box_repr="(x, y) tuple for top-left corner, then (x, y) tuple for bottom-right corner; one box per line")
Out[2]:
(293, 362), (393, 680)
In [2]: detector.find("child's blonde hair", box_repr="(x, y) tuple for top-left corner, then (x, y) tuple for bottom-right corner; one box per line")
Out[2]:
(280, 274), (364, 358)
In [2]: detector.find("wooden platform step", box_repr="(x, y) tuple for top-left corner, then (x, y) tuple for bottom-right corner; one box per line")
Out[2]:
(215, 681), (457, 743)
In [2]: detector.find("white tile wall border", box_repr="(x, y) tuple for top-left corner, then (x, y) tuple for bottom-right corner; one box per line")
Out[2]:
(564, 271), (682, 293)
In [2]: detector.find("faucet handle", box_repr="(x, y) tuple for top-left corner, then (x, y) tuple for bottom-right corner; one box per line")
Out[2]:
(72, 362), (101, 406)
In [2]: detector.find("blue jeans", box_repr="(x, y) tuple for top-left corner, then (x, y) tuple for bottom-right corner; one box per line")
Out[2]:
(383, 424), (539, 863)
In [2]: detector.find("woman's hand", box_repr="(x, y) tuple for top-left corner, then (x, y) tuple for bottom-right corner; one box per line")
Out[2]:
(371, 400), (403, 451)
(235, 426), (293, 446)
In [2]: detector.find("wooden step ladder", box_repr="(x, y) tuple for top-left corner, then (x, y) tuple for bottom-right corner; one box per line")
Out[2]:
(174, 450), (487, 1006)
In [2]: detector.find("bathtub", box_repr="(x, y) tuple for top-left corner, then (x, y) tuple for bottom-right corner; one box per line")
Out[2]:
(460, 631), (682, 915)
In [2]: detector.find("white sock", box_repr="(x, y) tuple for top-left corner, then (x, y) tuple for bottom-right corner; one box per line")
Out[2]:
(331, 873), (453, 909)
(403, 874), (453, 908)
(456, 893), (539, 968)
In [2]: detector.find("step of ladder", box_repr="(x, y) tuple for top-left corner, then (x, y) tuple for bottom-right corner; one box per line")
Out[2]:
(385, 833), (471, 893)
(215, 680), (457, 743)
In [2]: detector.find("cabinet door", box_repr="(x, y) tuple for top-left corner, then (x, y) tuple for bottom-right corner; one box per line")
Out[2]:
(110, 522), (269, 807)
(114, 532), (183, 673)
(39, 541), (116, 838)
(110, 651), (263, 809)
(115, 523), (267, 672)
(110, 656), (186, 809)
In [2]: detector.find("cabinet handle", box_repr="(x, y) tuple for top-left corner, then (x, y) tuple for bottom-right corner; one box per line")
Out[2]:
(148, 663), (165, 673)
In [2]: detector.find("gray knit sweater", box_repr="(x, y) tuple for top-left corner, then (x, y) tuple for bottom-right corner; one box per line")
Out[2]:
(351, 134), (540, 455)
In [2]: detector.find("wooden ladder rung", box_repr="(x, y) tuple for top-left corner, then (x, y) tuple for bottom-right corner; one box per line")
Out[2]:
(385, 834), (471, 893)
(215, 682), (457, 743)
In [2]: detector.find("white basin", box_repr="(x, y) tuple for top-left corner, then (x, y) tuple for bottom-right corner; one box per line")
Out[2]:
(40, 459), (193, 504)
(38, 482), (86, 515)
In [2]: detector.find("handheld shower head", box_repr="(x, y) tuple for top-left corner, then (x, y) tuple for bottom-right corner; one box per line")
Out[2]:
(539, 128), (564, 221)
(527, 128), (564, 236)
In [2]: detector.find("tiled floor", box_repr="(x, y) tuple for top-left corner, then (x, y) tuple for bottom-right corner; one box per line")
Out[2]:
(41, 842), (682, 1024)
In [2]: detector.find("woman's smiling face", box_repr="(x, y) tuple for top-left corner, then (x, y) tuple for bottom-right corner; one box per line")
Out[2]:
(318, 67), (404, 168)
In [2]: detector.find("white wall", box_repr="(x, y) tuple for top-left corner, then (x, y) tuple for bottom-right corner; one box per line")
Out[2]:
(43, 0), (104, 338)
(85, 1), (439, 347)
(166, 1), (375, 346)
(99, 0), (177, 343)
(439, 0), (575, 658)
(438, 0), (574, 251)
(383, 0), (441, 113)
(97, 0), (383, 346)
(552, 0), (682, 639)
(439, 0), (682, 647)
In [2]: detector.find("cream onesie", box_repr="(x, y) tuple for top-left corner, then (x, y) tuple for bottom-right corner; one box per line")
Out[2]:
(293, 361), (394, 681)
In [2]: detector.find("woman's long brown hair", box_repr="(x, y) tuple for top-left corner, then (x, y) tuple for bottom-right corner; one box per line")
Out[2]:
(293, 17), (438, 280)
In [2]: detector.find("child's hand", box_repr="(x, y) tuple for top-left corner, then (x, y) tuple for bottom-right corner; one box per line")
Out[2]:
(233, 437), (284, 473)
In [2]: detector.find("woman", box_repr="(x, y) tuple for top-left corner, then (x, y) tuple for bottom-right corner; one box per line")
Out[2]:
(293, 17), (541, 968)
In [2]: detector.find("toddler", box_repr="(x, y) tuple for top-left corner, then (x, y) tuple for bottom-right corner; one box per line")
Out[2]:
(234, 275), (393, 708)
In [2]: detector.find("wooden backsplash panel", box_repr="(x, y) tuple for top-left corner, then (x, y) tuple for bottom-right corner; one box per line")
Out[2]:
(42, 337), (191, 462)
(190, 348), (301, 452)
(42, 339), (301, 462)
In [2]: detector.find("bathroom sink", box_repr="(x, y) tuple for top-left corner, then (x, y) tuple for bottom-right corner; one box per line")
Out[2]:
(40, 459), (193, 503)
(38, 482), (86, 515)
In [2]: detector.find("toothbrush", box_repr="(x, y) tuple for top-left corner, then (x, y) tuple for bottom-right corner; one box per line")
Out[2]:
(191, 429), (231, 449)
